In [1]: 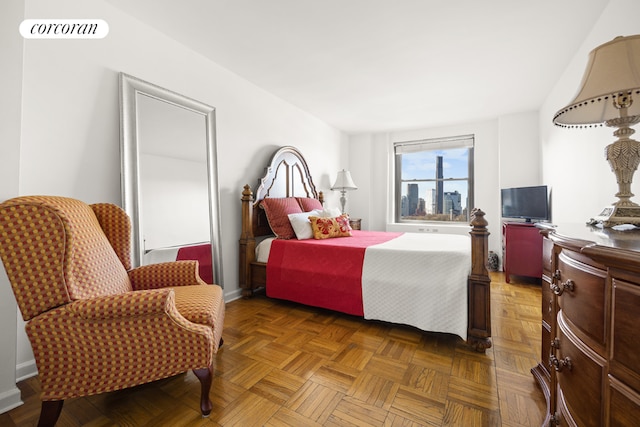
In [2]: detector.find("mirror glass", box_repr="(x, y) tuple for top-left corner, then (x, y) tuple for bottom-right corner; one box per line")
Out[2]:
(119, 73), (223, 287)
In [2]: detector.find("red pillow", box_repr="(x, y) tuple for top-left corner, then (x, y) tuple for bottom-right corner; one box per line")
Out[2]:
(261, 198), (303, 239)
(296, 197), (323, 211)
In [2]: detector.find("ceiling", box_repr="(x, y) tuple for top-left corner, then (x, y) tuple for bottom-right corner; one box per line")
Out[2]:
(106, 0), (609, 134)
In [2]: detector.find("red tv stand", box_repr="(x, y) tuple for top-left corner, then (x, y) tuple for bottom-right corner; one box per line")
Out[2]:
(502, 222), (542, 283)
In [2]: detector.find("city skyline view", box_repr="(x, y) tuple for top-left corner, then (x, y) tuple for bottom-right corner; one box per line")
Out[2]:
(399, 147), (470, 221)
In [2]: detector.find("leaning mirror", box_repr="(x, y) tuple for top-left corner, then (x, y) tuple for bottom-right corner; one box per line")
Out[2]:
(119, 73), (223, 287)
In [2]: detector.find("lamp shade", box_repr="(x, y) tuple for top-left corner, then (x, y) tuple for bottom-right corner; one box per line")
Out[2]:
(331, 169), (358, 191)
(553, 34), (640, 127)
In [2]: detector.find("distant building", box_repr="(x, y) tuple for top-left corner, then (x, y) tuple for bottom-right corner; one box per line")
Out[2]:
(416, 198), (426, 216)
(401, 195), (408, 216)
(443, 190), (462, 216)
(407, 183), (419, 216)
(425, 188), (436, 214)
(436, 155), (444, 214)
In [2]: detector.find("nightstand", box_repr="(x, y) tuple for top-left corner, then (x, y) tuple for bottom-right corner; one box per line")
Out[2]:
(349, 218), (361, 230)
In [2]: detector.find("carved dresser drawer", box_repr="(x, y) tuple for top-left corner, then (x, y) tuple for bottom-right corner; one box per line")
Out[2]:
(541, 276), (554, 327)
(608, 275), (640, 426)
(555, 311), (606, 427)
(610, 277), (640, 391)
(609, 377), (640, 426)
(531, 233), (556, 412)
(541, 237), (555, 327)
(542, 236), (554, 277)
(555, 251), (607, 353)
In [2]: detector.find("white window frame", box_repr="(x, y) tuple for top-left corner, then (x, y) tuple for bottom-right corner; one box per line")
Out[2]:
(393, 134), (474, 223)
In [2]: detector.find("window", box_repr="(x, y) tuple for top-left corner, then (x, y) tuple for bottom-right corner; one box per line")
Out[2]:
(394, 135), (474, 223)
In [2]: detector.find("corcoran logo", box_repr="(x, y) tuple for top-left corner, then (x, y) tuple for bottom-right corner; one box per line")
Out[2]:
(20, 19), (109, 39)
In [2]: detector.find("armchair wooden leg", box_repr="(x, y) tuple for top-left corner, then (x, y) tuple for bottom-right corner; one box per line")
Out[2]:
(193, 364), (213, 417)
(37, 400), (64, 427)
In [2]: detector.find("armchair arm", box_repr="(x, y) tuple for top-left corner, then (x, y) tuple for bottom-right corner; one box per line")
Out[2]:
(128, 260), (206, 291)
(69, 288), (174, 320)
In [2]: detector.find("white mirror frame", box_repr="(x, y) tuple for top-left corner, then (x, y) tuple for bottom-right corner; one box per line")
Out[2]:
(119, 72), (223, 287)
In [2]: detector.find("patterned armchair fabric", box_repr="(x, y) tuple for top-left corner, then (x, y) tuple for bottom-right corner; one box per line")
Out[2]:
(0, 196), (224, 425)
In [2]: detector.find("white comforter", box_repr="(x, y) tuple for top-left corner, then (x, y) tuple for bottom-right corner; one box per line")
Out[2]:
(362, 233), (471, 339)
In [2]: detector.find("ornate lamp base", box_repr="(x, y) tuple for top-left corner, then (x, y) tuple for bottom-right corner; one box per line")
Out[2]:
(591, 203), (640, 227)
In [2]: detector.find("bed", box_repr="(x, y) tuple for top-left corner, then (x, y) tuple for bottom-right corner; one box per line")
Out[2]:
(239, 146), (492, 352)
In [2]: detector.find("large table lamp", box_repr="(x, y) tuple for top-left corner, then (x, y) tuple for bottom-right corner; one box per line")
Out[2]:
(553, 34), (640, 226)
(331, 169), (358, 214)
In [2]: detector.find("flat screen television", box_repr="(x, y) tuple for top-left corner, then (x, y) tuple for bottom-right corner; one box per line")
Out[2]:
(501, 185), (549, 223)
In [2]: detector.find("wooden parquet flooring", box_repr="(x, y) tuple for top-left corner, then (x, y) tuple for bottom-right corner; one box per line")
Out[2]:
(1, 272), (546, 426)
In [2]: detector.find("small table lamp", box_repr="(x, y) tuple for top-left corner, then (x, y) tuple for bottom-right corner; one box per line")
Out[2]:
(331, 169), (357, 214)
(553, 34), (640, 226)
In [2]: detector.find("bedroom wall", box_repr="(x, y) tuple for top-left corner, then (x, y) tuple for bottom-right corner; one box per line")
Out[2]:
(1, 0), (346, 409)
(540, 0), (640, 224)
(0, 0), (25, 414)
(498, 111), (541, 190)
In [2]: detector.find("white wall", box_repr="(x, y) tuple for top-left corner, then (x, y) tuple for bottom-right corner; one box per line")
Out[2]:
(541, 0), (640, 224)
(347, 113), (542, 257)
(345, 133), (379, 230)
(499, 111), (541, 190)
(0, 0), (25, 414)
(1, 0), (346, 410)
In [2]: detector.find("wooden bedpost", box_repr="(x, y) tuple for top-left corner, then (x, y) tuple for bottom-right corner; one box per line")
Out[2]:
(239, 184), (256, 298)
(467, 208), (492, 352)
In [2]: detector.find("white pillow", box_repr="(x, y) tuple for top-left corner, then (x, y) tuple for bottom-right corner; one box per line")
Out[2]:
(288, 209), (323, 240)
(318, 207), (342, 217)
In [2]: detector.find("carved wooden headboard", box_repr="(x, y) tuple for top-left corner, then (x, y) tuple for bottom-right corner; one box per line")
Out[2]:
(249, 146), (321, 237)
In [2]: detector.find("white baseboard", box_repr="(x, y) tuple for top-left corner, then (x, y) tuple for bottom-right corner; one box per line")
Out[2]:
(16, 359), (37, 383)
(224, 288), (243, 303)
(0, 387), (22, 415)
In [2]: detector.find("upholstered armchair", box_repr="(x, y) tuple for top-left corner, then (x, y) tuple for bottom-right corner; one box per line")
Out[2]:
(0, 196), (225, 427)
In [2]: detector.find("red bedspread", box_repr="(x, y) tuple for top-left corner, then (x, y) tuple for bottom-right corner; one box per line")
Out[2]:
(177, 244), (213, 284)
(266, 231), (402, 316)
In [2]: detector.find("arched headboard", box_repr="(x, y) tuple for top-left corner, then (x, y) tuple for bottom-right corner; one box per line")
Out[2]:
(249, 146), (322, 237)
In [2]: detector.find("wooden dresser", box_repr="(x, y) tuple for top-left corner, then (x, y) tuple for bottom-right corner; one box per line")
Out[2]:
(532, 223), (640, 426)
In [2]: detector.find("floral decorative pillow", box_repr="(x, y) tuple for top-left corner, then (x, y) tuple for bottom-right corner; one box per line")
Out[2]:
(309, 214), (352, 239)
(261, 197), (303, 239)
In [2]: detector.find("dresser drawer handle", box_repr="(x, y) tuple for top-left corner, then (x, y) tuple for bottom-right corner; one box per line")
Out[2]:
(551, 279), (574, 296)
(549, 354), (572, 372)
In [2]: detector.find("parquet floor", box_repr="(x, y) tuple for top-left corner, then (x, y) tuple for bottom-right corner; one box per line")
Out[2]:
(1, 272), (546, 426)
